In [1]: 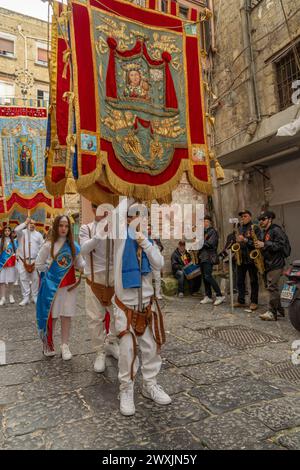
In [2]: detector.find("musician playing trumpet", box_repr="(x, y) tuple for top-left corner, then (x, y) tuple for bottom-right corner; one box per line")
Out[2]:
(234, 210), (262, 311)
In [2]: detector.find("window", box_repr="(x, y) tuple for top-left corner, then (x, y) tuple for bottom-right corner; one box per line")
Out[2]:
(37, 89), (49, 107)
(0, 33), (15, 58)
(36, 43), (49, 66)
(0, 81), (15, 104)
(276, 43), (300, 111)
(161, 0), (167, 12)
(179, 5), (188, 19)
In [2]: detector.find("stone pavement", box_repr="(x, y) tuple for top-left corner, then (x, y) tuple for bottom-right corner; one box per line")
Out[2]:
(1, 286), (300, 450)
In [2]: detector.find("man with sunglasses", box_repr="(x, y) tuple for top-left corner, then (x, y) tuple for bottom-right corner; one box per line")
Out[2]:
(255, 211), (287, 321)
(234, 210), (261, 311)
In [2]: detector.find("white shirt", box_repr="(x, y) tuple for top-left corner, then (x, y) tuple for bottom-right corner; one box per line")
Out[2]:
(35, 237), (85, 273)
(15, 223), (43, 260)
(79, 221), (113, 280)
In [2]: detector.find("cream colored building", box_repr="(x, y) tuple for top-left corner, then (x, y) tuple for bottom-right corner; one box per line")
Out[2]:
(211, 0), (300, 259)
(0, 7), (49, 106)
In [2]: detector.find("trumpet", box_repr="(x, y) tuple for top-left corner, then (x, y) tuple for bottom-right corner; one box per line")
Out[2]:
(250, 224), (265, 274)
(231, 223), (242, 266)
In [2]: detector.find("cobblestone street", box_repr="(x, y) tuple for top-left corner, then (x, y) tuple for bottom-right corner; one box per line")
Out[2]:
(1, 286), (300, 450)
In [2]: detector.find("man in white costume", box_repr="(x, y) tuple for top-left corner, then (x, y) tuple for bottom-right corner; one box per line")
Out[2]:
(15, 218), (43, 306)
(113, 199), (171, 416)
(80, 203), (119, 373)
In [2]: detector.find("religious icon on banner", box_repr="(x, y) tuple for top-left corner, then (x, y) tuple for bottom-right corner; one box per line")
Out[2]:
(18, 144), (34, 177)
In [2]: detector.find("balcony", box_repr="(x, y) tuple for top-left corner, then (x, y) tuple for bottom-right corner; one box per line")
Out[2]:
(0, 97), (49, 108)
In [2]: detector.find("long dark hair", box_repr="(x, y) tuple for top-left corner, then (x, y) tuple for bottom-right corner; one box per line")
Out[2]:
(0, 226), (16, 254)
(50, 215), (76, 259)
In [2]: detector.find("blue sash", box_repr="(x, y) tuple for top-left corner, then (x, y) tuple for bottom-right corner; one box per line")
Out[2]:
(0, 240), (18, 272)
(122, 228), (152, 289)
(36, 241), (80, 338)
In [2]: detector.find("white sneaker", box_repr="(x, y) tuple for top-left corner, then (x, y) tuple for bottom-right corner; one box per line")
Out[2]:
(43, 343), (56, 357)
(156, 294), (163, 300)
(142, 384), (172, 405)
(259, 310), (276, 321)
(200, 296), (213, 305)
(0, 297), (6, 306)
(178, 292), (184, 298)
(214, 296), (226, 306)
(32, 297), (37, 304)
(61, 344), (72, 361)
(94, 352), (106, 372)
(119, 387), (135, 416)
(19, 298), (29, 306)
(9, 295), (15, 304)
(105, 342), (119, 360)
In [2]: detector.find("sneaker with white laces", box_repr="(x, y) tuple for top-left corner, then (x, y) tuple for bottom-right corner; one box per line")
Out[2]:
(9, 295), (15, 304)
(19, 297), (29, 307)
(142, 384), (172, 405)
(200, 296), (213, 305)
(43, 342), (56, 357)
(259, 310), (277, 321)
(119, 386), (135, 416)
(105, 342), (119, 360)
(94, 352), (106, 372)
(0, 297), (6, 306)
(214, 296), (226, 306)
(61, 344), (72, 360)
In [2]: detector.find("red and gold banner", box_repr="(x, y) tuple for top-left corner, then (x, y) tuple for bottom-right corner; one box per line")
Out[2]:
(0, 106), (63, 217)
(46, 0), (213, 203)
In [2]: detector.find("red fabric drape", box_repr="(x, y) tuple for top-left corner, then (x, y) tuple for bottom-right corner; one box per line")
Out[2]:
(133, 117), (154, 133)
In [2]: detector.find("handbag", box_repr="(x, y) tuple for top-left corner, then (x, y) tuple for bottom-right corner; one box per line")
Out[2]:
(86, 226), (114, 307)
(20, 236), (35, 273)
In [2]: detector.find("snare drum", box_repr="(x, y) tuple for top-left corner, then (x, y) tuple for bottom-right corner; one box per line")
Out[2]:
(183, 262), (201, 280)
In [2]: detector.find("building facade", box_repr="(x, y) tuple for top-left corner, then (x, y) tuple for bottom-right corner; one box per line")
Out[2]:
(211, 0), (300, 259)
(0, 7), (49, 106)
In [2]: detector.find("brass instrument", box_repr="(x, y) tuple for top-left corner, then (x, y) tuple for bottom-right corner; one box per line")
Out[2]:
(249, 224), (265, 274)
(231, 224), (242, 266)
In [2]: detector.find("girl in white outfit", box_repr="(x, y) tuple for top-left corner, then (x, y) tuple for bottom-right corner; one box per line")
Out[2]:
(0, 226), (18, 306)
(35, 215), (85, 360)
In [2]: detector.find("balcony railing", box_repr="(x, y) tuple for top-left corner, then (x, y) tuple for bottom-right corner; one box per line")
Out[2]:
(0, 97), (49, 108)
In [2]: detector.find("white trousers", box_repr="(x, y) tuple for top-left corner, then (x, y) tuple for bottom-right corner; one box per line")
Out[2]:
(19, 264), (39, 299)
(85, 281), (118, 354)
(153, 269), (162, 297)
(113, 301), (162, 391)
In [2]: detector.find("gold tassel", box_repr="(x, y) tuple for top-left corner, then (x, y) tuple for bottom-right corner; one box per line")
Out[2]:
(214, 159), (225, 181)
(64, 177), (78, 195)
(62, 48), (72, 79)
(200, 8), (213, 21)
(205, 113), (215, 127)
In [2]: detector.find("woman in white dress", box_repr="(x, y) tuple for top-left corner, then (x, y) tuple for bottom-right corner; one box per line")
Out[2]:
(0, 226), (18, 306)
(36, 215), (85, 360)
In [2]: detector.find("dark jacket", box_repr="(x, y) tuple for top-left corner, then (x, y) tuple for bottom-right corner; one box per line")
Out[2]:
(263, 224), (286, 273)
(171, 248), (191, 275)
(198, 227), (219, 264)
(238, 222), (262, 264)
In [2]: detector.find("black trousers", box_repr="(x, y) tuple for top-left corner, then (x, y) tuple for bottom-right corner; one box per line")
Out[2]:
(200, 261), (222, 298)
(237, 263), (259, 304)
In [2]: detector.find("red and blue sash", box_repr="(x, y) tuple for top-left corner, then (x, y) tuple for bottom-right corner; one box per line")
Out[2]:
(0, 240), (18, 272)
(36, 241), (80, 344)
